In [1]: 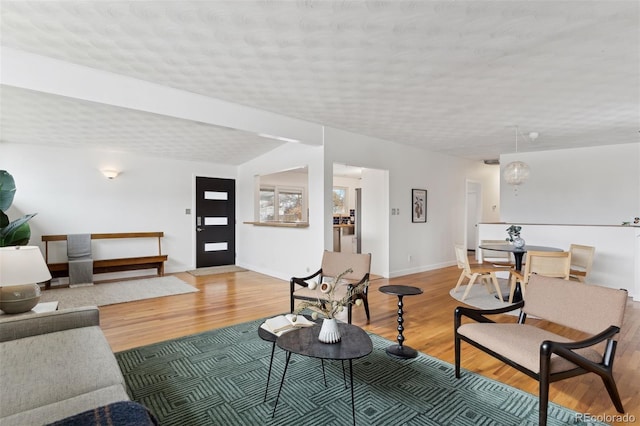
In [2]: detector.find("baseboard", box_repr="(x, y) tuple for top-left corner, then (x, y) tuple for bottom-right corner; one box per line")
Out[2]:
(389, 260), (457, 278)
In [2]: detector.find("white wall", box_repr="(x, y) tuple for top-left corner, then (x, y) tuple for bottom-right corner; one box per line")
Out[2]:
(359, 167), (389, 277)
(323, 127), (498, 278)
(236, 142), (325, 281)
(500, 143), (640, 224)
(478, 223), (639, 300)
(1, 142), (236, 278)
(2, 130), (499, 284)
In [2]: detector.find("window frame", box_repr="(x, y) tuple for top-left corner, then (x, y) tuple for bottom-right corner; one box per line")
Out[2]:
(332, 186), (349, 215)
(259, 184), (307, 223)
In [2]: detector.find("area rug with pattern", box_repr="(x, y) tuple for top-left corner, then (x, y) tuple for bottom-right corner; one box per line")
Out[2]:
(115, 318), (606, 426)
(39, 276), (198, 309)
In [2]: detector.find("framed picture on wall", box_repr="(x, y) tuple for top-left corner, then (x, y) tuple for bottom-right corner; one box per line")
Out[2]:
(412, 189), (427, 223)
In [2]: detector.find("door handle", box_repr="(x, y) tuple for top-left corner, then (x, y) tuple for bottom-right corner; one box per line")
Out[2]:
(196, 227), (204, 232)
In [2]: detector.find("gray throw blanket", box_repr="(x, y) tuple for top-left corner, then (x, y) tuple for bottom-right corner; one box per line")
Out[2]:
(67, 234), (93, 285)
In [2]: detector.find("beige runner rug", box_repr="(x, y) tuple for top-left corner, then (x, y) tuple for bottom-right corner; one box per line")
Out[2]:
(187, 265), (248, 276)
(39, 276), (198, 309)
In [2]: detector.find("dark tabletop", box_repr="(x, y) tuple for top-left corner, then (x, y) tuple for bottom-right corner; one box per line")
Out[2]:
(379, 285), (424, 296)
(477, 244), (563, 253)
(258, 324), (279, 343)
(277, 323), (372, 361)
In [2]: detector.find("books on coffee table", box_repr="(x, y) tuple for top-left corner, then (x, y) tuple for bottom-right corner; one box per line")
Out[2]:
(262, 314), (315, 336)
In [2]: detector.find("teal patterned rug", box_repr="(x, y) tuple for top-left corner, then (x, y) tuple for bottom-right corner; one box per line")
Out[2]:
(115, 318), (607, 426)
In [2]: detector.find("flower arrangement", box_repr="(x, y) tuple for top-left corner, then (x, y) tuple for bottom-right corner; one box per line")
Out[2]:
(292, 268), (367, 321)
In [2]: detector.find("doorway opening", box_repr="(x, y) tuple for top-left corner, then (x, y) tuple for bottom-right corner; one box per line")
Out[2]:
(333, 163), (389, 278)
(465, 180), (482, 259)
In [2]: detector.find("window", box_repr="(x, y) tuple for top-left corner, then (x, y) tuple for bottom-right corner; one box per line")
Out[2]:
(255, 167), (308, 224)
(259, 187), (275, 222)
(278, 188), (303, 222)
(260, 185), (306, 222)
(333, 187), (348, 214)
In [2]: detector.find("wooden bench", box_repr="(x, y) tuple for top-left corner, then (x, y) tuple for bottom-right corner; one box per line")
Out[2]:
(42, 232), (168, 287)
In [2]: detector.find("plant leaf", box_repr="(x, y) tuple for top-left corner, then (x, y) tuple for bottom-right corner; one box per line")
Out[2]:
(0, 210), (8, 228)
(0, 213), (37, 246)
(0, 170), (17, 212)
(0, 222), (31, 246)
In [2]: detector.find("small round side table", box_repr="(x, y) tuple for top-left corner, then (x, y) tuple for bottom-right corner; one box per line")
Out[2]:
(379, 285), (423, 359)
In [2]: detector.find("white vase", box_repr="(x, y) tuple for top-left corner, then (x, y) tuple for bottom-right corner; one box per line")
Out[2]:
(513, 236), (526, 248)
(318, 318), (341, 344)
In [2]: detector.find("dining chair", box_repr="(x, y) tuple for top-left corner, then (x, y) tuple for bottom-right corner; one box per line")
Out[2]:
(478, 239), (515, 267)
(453, 245), (506, 302)
(508, 251), (571, 302)
(569, 244), (595, 282)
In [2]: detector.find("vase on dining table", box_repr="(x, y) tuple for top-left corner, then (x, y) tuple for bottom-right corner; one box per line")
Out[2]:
(512, 236), (526, 248)
(318, 318), (341, 343)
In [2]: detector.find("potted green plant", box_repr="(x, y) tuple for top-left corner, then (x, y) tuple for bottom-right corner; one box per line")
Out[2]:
(0, 170), (37, 246)
(505, 225), (525, 248)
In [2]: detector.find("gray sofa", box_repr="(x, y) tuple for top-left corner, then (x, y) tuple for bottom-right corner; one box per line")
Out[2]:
(0, 306), (131, 425)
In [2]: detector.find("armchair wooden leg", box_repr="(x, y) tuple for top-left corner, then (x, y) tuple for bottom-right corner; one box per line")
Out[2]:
(363, 294), (370, 321)
(454, 335), (462, 379)
(538, 379), (550, 426)
(539, 349), (552, 426)
(602, 372), (625, 413)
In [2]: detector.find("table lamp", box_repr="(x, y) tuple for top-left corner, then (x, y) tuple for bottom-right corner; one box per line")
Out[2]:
(0, 246), (52, 314)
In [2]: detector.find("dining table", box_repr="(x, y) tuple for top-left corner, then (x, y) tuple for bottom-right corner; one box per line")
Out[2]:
(477, 243), (563, 302)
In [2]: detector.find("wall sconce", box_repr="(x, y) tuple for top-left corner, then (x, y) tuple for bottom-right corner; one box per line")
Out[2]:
(101, 169), (119, 180)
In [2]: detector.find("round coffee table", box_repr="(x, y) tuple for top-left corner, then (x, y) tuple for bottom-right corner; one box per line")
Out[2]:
(258, 314), (318, 402)
(273, 323), (372, 426)
(379, 285), (423, 359)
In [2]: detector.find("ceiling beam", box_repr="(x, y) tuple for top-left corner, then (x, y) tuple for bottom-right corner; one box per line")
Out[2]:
(0, 47), (323, 146)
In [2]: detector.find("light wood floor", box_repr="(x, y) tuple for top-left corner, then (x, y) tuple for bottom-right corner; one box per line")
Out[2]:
(99, 263), (639, 425)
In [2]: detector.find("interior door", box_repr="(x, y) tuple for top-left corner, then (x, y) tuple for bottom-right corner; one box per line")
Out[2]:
(465, 180), (482, 258)
(195, 177), (235, 268)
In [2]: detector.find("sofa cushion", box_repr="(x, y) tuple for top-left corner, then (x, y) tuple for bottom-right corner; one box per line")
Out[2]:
(0, 326), (128, 420)
(457, 323), (603, 374)
(0, 385), (129, 426)
(0, 306), (99, 343)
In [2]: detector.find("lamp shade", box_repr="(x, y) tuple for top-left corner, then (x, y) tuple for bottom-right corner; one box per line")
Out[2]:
(0, 246), (52, 286)
(503, 161), (530, 185)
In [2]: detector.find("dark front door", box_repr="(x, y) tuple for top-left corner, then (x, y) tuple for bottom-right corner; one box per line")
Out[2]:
(195, 177), (235, 268)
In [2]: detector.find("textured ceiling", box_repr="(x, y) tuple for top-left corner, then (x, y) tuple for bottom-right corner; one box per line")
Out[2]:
(0, 85), (281, 165)
(1, 0), (638, 163)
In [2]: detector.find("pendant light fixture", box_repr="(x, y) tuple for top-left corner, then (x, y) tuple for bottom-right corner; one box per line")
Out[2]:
(503, 126), (530, 186)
